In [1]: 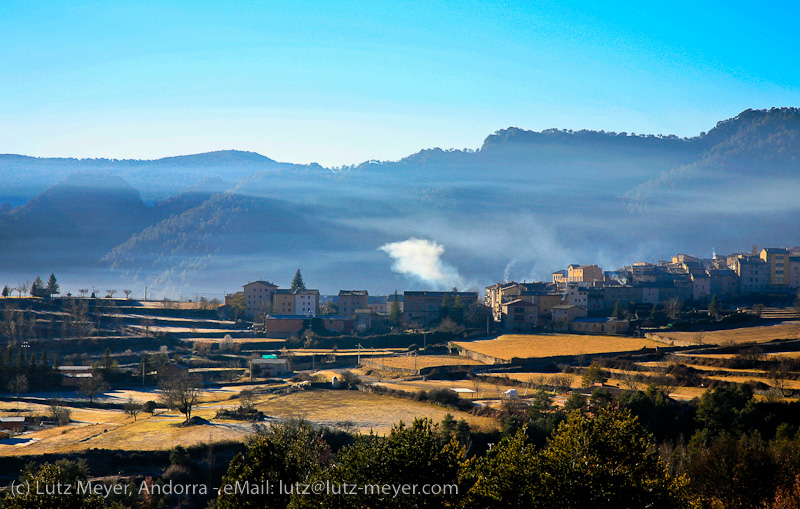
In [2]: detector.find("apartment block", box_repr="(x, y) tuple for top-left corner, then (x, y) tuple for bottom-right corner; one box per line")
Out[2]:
(761, 248), (790, 287)
(734, 255), (768, 294)
(243, 280), (278, 319)
(500, 299), (538, 331)
(272, 289), (320, 316)
(338, 290), (368, 318)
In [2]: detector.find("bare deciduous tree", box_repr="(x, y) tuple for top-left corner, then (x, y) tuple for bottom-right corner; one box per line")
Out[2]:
(123, 289), (133, 299)
(7, 374), (29, 413)
(159, 371), (203, 424)
(665, 297), (684, 320)
(770, 357), (792, 397)
(69, 300), (95, 339)
(48, 398), (72, 426)
(78, 372), (109, 404)
(124, 396), (142, 421)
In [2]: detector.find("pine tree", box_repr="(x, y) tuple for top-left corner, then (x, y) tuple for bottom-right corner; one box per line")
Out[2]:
(46, 273), (60, 296)
(290, 269), (306, 290)
(611, 300), (624, 319)
(389, 290), (402, 325)
(708, 294), (721, 318)
(1, 285), (8, 297)
(31, 275), (45, 298)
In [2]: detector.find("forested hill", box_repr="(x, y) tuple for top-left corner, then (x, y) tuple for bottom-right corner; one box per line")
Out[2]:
(1, 107), (798, 294)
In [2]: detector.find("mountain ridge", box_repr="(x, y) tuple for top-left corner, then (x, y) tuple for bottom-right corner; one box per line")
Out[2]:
(1, 107), (799, 294)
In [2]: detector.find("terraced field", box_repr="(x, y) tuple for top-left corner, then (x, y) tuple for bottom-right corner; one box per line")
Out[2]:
(454, 334), (659, 362)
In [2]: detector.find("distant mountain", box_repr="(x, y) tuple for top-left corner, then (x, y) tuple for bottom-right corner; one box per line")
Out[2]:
(0, 173), (152, 270)
(0, 150), (323, 204)
(1, 108), (799, 295)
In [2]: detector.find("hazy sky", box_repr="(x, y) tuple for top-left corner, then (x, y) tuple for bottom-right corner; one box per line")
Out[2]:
(1, 1), (797, 166)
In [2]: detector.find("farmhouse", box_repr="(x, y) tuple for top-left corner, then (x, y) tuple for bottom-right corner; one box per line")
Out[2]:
(250, 357), (290, 378)
(58, 365), (93, 387)
(551, 304), (587, 323)
(0, 417), (25, 434)
(500, 299), (538, 331)
(569, 317), (630, 334)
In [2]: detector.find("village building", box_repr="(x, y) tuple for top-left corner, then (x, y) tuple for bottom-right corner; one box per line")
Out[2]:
(338, 290), (368, 318)
(272, 289), (320, 315)
(243, 280), (278, 319)
(500, 299), (538, 331)
(570, 317), (630, 334)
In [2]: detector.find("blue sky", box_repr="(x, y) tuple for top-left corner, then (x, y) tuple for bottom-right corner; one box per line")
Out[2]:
(1, 0), (798, 166)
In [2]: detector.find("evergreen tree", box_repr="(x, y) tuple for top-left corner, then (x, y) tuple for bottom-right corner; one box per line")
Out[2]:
(46, 273), (60, 296)
(611, 300), (623, 319)
(451, 295), (465, 324)
(291, 269), (306, 290)
(217, 420), (328, 509)
(708, 294), (721, 318)
(534, 408), (694, 508)
(1, 285), (8, 297)
(389, 290), (402, 325)
(31, 275), (45, 297)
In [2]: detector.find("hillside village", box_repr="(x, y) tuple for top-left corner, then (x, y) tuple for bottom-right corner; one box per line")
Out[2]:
(1, 244), (800, 508)
(223, 245), (800, 337)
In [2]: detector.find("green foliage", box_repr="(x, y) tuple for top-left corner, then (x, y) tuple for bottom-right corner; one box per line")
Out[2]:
(695, 384), (756, 437)
(217, 420), (329, 509)
(228, 292), (246, 320)
(46, 273), (60, 296)
(535, 408), (694, 508)
(618, 386), (685, 442)
(563, 393), (587, 413)
(294, 418), (464, 508)
(169, 445), (190, 466)
(2, 460), (104, 508)
(31, 275), (46, 298)
(388, 290), (402, 326)
(688, 432), (775, 509)
(611, 300), (624, 320)
(143, 400), (157, 415)
(589, 388), (614, 412)
(291, 269), (306, 290)
(460, 428), (539, 508)
(708, 293), (721, 318)
(581, 362), (608, 387)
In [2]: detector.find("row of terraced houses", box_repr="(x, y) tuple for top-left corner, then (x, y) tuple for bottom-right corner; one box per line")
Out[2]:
(486, 246), (800, 333)
(228, 245), (798, 335)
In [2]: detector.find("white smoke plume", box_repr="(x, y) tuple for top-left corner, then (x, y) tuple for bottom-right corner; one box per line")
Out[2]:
(379, 238), (464, 289)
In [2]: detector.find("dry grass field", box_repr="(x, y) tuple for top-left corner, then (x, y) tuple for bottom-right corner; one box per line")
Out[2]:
(0, 388), (497, 455)
(650, 322), (800, 346)
(503, 372), (583, 387)
(454, 334), (659, 362)
(257, 390), (498, 435)
(372, 355), (485, 371)
(373, 379), (519, 399)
